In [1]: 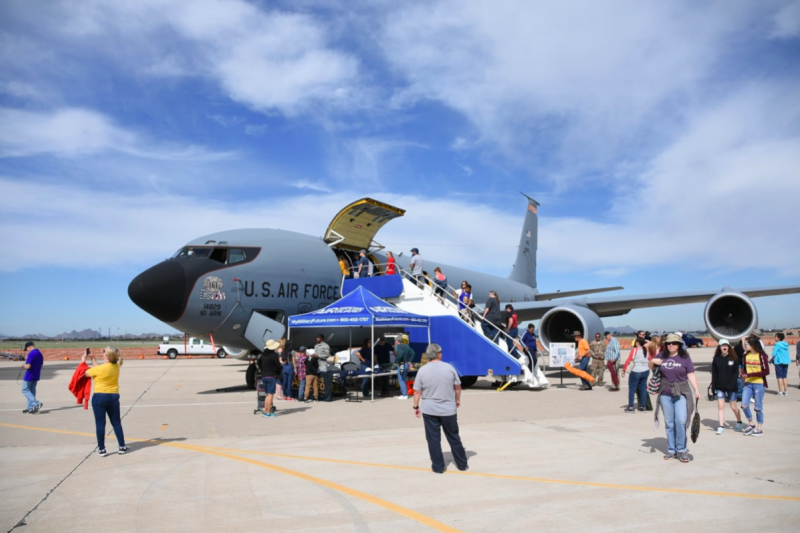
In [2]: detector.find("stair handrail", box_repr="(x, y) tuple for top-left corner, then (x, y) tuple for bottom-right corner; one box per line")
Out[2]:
(395, 268), (524, 358)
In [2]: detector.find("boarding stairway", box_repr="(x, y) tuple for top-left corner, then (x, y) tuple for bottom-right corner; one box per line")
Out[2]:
(342, 269), (548, 389)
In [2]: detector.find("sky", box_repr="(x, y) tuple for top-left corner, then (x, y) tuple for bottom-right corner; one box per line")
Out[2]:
(1, 0), (799, 337)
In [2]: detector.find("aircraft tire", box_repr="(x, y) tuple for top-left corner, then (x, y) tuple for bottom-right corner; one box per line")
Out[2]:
(167, 349), (178, 359)
(216, 349), (227, 359)
(460, 376), (479, 388)
(245, 364), (256, 390)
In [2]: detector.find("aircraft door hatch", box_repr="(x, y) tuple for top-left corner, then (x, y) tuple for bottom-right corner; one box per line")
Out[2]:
(242, 310), (286, 349)
(324, 198), (405, 253)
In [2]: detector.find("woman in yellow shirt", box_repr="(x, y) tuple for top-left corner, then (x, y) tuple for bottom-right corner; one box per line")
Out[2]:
(84, 347), (129, 456)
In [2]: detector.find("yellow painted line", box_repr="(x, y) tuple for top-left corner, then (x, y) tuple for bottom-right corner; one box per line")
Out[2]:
(3, 422), (800, 503)
(0, 423), (462, 533)
(200, 444), (800, 503)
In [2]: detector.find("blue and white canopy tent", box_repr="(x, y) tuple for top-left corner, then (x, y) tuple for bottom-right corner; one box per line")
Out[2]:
(288, 285), (430, 402)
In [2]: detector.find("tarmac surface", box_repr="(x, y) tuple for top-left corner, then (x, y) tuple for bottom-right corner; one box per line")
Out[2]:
(1, 347), (798, 533)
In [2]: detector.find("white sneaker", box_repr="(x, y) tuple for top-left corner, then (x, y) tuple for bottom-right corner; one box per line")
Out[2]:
(396, 395), (408, 400)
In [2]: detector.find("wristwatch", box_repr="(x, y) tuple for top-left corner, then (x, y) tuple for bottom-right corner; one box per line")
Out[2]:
(413, 405), (419, 410)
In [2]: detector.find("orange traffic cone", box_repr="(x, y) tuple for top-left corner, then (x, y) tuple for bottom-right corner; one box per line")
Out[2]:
(187, 355), (192, 359)
(64, 355), (69, 360)
(140, 353), (145, 359)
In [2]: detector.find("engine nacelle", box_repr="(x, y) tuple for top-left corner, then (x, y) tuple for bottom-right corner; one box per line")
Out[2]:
(223, 346), (252, 360)
(539, 304), (604, 349)
(704, 291), (758, 341)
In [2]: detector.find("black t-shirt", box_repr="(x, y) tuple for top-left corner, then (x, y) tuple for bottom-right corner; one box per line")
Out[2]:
(259, 350), (283, 378)
(306, 356), (320, 376)
(374, 342), (392, 365)
(485, 297), (501, 325)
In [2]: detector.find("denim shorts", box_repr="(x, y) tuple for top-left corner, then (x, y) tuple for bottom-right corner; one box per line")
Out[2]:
(262, 377), (277, 395)
(715, 389), (737, 402)
(774, 364), (789, 379)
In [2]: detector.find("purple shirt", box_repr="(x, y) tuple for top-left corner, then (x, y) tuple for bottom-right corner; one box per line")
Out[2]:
(24, 349), (44, 381)
(659, 354), (695, 384)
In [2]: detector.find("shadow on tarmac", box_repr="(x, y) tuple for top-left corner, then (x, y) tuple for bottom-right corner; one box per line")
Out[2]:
(129, 437), (188, 453)
(198, 385), (251, 394)
(639, 436), (669, 454)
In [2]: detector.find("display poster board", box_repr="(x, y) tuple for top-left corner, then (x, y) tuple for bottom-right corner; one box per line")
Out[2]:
(548, 343), (575, 368)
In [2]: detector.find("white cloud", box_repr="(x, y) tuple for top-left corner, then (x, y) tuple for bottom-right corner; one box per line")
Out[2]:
(0, 107), (236, 161)
(771, 2), (800, 38)
(539, 83), (800, 276)
(32, 0), (363, 116)
(378, 0), (777, 178)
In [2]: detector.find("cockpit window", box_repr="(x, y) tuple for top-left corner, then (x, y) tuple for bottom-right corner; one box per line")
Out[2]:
(173, 247), (212, 259)
(172, 246), (260, 266)
(228, 249), (247, 264)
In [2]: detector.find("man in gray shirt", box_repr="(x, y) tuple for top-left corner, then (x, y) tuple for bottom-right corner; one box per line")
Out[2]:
(409, 247), (425, 287)
(413, 343), (468, 473)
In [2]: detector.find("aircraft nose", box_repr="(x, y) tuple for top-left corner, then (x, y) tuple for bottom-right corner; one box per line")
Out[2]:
(128, 260), (188, 323)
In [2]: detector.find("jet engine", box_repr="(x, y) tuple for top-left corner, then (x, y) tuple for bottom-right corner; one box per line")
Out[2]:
(539, 304), (605, 349)
(704, 291), (758, 341)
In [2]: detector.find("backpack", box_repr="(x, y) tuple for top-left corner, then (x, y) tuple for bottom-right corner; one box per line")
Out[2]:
(647, 367), (662, 395)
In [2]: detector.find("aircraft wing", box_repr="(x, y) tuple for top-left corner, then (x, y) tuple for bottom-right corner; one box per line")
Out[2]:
(508, 285), (800, 322)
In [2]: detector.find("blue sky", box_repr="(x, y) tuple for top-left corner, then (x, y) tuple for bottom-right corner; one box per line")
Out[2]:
(1, 0), (799, 337)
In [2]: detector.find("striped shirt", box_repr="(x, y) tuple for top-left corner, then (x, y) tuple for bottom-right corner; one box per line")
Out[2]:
(604, 337), (621, 362)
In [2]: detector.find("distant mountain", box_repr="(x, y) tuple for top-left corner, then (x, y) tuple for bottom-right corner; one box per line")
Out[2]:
(607, 326), (637, 335)
(54, 329), (102, 340)
(20, 333), (49, 340)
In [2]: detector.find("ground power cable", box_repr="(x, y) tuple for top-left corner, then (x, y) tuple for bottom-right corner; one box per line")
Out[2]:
(8, 361), (177, 533)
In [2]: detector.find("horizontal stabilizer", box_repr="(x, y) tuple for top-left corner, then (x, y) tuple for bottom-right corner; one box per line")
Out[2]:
(535, 286), (623, 301)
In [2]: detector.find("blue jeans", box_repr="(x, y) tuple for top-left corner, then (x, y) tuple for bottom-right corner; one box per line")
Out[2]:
(298, 378), (306, 400)
(423, 413), (468, 473)
(92, 393), (125, 450)
(360, 363), (371, 395)
(506, 327), (519, 356)
(741, 382), (765, 424)
(22, 380), (39, 410)
(578, 356), (591, 387)
(660, 394), (688, 453)
(397, 363), (409, 396)
(628, 370), (649, 408)
(281, 365), (294, 398)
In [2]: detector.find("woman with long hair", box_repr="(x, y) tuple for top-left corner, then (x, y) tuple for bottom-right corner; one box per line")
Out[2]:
(650, 334), (700, 463)
(741, 335), (770, 436)
(386, 251), (397, 275)
(711, 339), (742, 434)
(622, 337), (650, 412)
(278, 338), (295, 401)
(84, 347), (129, 456)
(648, 335), (662, 359)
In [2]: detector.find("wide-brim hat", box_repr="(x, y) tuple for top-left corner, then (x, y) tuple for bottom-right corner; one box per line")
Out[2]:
(264, 339), (280, 350)
(572, 331), (582, 337)
(664, 333), (682, 344)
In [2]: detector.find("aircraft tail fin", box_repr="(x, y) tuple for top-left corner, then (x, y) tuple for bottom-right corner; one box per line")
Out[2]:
(508, 193), (539, 289)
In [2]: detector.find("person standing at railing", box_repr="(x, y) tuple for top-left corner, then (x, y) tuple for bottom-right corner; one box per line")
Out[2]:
(433, 267), (447, 300)
(386, 251), (397, 275)
(521, 324), (538, 371)
(504, 304), (520, 356)
(410, 248), (424, 287)
(481, 291), (503, 340)
(458, 284), (474, 324)
(356, 249), (372, 278)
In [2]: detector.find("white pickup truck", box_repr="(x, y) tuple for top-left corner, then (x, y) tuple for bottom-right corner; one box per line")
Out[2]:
(158, 337), (227, 359)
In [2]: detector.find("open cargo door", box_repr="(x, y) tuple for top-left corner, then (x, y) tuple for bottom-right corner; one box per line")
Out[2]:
(324, 198), (405, 252)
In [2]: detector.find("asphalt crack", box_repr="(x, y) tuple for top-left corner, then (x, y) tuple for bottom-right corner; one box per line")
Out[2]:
(8, 362), (176, 533)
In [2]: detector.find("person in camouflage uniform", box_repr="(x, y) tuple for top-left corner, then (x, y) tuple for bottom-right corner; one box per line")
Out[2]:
(589, 333), (606, 387)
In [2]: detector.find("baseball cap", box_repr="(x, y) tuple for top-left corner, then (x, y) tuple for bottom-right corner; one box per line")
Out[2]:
(572, 331), (582, 337)
(718, 339), (730, 346)
(410, 247), (419, 253)
(24, 341), (35, 350)
(297, 346), (307, 352)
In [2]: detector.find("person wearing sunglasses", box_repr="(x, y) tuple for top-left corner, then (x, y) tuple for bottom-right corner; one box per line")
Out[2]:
(650, 333), (700, 463)
(711, 339), (743, 434)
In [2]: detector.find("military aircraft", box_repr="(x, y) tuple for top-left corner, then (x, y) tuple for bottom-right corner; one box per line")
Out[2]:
(128, 195), (800, 387)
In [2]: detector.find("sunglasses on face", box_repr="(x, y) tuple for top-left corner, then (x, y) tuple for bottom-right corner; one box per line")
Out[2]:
(666, 342), (681, 346)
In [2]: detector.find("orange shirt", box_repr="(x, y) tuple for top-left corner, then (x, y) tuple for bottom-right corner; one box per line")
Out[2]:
(577, 339), (590, 358)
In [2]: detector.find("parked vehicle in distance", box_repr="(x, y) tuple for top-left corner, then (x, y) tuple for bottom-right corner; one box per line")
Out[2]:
(158, 337), (227, 359)
(682, 333), (704, 347)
